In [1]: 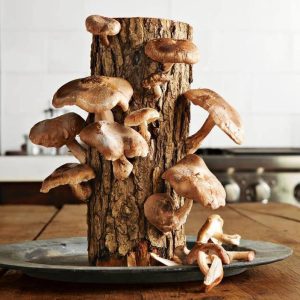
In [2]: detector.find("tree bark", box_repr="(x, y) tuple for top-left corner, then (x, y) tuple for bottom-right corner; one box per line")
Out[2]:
(88, 17), (193, 266)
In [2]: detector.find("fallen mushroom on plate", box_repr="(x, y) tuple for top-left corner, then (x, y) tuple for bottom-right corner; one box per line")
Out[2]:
(183, 88), (244, 154)
(40, 163), (96, 201)
(80, 121), (148, 180)
(162, 154), (226, 209)
(85, 15), (121, 46)
(29, 112), (87, 164)
(52, 75), (133, 122)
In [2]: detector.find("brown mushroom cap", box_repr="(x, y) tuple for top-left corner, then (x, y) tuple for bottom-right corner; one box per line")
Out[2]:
(184, 88), (244, 144)
(29, 112), (85, 148)
(142, 72), (170, 89)
(85, 15), (121, 36)
(145, 38), (200, 65)
(79, 121), (149, 161)
(197, 214), (224, 243)
(144, 193), (193, 233)
(52, 76), (133, 114)
(162, 154), (226, 209)
(40, 163), (95, 193)
(124, 108), (160, 127)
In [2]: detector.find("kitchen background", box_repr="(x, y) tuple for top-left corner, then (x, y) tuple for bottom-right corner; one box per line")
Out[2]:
(1, 0), (300, 205)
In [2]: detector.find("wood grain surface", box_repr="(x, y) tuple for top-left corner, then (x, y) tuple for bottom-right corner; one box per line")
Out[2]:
(0, 203), (299, 299)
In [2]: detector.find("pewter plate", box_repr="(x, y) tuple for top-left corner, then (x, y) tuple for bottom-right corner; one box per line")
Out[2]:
(0, 237), (292, 283)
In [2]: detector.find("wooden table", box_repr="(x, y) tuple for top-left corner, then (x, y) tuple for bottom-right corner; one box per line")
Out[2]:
(0, 203), (299, 299)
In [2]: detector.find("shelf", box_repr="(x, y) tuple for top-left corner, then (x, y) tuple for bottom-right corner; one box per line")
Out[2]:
(0, 156), (78, 182)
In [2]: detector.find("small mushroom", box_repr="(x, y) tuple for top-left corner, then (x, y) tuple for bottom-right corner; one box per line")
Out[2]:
(162, 154), (226, 209)
(124, 108), (160, 142)
(150, 252), (180, 266)
(142, 72), (170, 101)
(80, 121), (148, 180)
(186, 243), (230, 266)
(145, 38), (200, 72)
(184, 89), (244, 154)
(29, 112), (86, 163)
(203, 254), (224, 292)
(197, 214), (241, 246)
(127, 252), (137, 267)
(85, 15), (121, 46)
(40, 163), (95, 201)
(52, 76), (133, 122)
(227, 251), (255, 262)
(144, 193), (193, 233)
(173, 245), (191, 264)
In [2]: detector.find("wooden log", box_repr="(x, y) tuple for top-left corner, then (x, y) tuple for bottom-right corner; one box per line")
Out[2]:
(88, 17), (193, 265)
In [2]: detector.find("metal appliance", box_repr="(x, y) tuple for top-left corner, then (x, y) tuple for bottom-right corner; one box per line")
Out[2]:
(199, 148), (300, 205)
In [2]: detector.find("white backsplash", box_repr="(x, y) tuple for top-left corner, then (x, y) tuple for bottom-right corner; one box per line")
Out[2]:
(1, 0), (300, 153)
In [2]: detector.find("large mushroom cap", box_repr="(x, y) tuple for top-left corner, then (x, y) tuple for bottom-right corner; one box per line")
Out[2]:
(162, 154), (226, 209)
(29, 112), (85, 148)
(184, 89), (244, 144)
(145, 38), (200, 65)
(40, 163), (96, 193)
(79, 121), (149, 160)
(85, 15), (121, 36)
(52, 76), (133, 114)
(124, 108), (160, 127)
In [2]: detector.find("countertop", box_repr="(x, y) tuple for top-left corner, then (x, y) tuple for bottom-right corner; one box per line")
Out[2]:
(0, 202), (299, 299)
(0, 156), (78, 182)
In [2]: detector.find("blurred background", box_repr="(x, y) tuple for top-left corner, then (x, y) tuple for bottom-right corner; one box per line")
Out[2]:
(1, 0), (300, 205)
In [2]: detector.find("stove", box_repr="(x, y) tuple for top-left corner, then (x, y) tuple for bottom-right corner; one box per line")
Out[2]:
(198, 148), (300, 205)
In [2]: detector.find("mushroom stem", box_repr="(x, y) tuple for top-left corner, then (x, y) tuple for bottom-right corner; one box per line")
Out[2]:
(112, 156), (133, 180)
(70, 182), (92, 201)
(203, 254), (224, 292)
(95, 110), (114, 122)
(186, 115), (215, 154)
(163, 63), (174, 72)
(174, 198), (193, 228)
(227, 251), (255, 262)
(100, 35), (110, 47)
(66, 140), (87, 164)
(153, 85), (162, 101)
(150, 252), (180, 266)
(213, 233), (241, 246)
(139, 121), (151, 142)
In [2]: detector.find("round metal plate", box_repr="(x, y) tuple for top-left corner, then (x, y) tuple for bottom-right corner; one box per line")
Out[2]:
(0, 236), (292, 283)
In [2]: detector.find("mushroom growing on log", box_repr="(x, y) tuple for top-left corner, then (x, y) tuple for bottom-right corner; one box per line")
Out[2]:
(162, 154), (226, 209)
(124, 108), (160, 142)
(85, 15), (121, 46)
(144, 193), (193, 233)
(29, 112), (86, 163)
(183, 89), (244, 154)
(52, 75), (133, 122)
(80, 121), (149, 180)
(40, 163), (95, 201)
(142, 72), (170, 101)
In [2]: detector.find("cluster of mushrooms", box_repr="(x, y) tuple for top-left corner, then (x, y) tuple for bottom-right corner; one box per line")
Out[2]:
(28, 15), (248, 291)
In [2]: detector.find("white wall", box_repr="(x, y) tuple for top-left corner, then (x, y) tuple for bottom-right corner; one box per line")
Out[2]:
(1, 0), (300, 153)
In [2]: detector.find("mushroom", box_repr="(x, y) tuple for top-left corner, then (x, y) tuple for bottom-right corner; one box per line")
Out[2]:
(227, 251), (255, 262)
(145, 38), (200, 72)
(173, 245), (191, 264)
(150, 252), (180, 266)
(197, 214), (241, 246)
(124, 108), (160, 142)
(52, 75), (133, 122)
(85, 15), (121, 46)
(29, 112), (86, 163)
(127, 252), (137, 267)
(80, 121), (149, 180)
(142, 72), (170, 101)
(183, 89), (244, 154)
(40, 163), (95, 201)
(162, 154), (226, 209)
(144, 193), (193, 233)
(203, 254), (224, 292)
